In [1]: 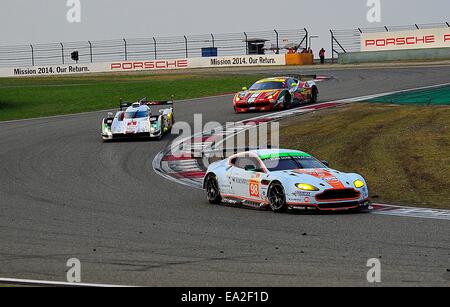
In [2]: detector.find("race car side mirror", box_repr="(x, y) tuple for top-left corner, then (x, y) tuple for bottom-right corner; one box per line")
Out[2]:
(107, 112), (114, 118)
(242, 87), (248, 91)
(244, 165), (256, 172)
(245, 165), (264, 172)
(321, 160), (329, 167)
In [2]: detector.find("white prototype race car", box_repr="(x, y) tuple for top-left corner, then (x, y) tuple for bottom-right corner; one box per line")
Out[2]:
(101, 98), (174, 141)
(203, 149), (371, 212)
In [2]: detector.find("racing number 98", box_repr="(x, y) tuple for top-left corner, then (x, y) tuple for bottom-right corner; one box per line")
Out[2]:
(249, 182), (260, 198)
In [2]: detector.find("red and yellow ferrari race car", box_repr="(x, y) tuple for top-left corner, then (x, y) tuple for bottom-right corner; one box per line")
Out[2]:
(233, 77), (319, 113)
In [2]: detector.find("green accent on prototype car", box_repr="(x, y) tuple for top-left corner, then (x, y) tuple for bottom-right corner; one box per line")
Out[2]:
(103, 123), (110, 133)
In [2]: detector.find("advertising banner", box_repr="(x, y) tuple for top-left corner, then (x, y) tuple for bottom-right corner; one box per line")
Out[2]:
(0, 54), (286, 78)
(0, 63), (110, 78)
(361, 27), (450, 52)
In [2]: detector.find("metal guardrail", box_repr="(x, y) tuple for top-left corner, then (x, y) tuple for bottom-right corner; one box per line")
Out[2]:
(0, 29), (308, 68)
(330, 22), (450, 63)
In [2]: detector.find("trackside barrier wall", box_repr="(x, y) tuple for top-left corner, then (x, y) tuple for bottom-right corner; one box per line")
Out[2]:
(338, 47), (450, 64)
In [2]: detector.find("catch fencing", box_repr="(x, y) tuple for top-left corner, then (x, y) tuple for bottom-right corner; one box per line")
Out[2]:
(330, 22), (450, 62)
(0, 29), (308, 68)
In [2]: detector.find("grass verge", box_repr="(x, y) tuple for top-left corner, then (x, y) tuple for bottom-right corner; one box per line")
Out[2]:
(279, 103), (450, 209)
(368, 85), (450, 105)
(0, 73), (261, 121)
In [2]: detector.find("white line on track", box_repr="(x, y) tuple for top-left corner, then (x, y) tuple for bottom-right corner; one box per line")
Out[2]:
(372, 204), (450, 220)
(0, 277), (131, 287)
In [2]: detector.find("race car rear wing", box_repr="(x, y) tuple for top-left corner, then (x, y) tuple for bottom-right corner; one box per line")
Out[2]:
(119, 97), (174, 110)
(287, 74), (317, 81)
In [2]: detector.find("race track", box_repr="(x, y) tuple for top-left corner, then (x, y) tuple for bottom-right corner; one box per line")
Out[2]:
(0, 65), (449, 286)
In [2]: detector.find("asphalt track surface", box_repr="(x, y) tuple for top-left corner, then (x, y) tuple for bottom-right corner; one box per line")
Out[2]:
(0, 65), (449, 286)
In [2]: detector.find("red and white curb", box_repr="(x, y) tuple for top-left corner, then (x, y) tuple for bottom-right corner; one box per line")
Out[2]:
(153, 84), (450, 221)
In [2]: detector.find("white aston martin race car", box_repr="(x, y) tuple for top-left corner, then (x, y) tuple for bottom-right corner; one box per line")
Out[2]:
(101, 98), (174, 141)
(203, 149), (371, 212)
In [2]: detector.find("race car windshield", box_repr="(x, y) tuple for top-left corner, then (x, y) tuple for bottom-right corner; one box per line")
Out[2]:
(263, 156), (325, 171)
(124, 111), (149, 119)
(249, 81), (286, 91)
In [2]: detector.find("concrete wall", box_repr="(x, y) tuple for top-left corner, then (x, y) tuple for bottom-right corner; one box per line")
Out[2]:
(338, 48), (450, 64)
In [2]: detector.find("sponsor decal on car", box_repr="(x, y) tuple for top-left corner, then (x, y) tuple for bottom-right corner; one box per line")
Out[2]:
(232, 177), (248, 185)
(293, 191), (312, 196)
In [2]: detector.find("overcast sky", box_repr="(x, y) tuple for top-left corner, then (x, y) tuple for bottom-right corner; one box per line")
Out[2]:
(0, 0), (449, 53)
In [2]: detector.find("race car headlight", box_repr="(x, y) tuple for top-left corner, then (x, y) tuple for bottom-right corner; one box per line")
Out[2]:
(295, 183), (319, 191)
(354, 180), (365, 188)
(151, 122), (160, 132)
(235, 97), (241, 102)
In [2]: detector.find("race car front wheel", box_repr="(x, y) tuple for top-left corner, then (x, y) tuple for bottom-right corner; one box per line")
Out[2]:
(205, 174), (222, 204)
(283, 94), (292, 109)
(268, 182), (287, 213)
(310, 87), (318, 103)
